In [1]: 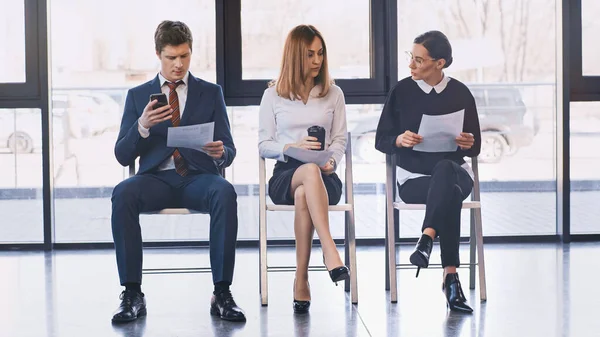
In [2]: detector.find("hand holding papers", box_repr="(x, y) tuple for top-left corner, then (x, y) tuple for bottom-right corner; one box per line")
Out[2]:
(283, 146), (333, 167)
(413, 109), (465, 152)
(397, 130), (423, 148)
(455, 132), (475, 150)
(202, 140), (225, 159)
(167, 122), (215, 151)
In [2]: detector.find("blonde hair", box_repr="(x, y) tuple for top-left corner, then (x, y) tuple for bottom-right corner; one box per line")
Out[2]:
(271, 25), (332, 100)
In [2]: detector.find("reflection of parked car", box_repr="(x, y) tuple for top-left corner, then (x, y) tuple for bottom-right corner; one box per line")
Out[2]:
(0, 109), (47, 154)
(351, 85), (539, 164)
(55, 91), (121, 138)
(0, 92), (120, 153)
(0, 105), (65, 154)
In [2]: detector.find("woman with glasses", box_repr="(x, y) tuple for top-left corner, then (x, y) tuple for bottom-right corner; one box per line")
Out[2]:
(258, 25), (350, 314)
(375, 30), (481, 313)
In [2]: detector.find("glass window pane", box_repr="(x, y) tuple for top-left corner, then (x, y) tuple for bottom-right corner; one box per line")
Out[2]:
(0, 108), (43, 243)
(50, 0), (216, 88)
(398, 0), (557, 237)
(570, 101), (600, 234)
(582, 0), (600, 76)
(0, 1), (26, 83)
(50, 0), (216, 243)
(471, 88), (486, 107)
(241, 0), (370, 80)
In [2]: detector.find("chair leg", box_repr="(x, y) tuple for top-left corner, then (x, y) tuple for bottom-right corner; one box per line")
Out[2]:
(387, 208), (398, 303)
(385, 225), (390, 291)
(475, 207), (487, 301)
(384, 156), (395, 296)
(344, 212), (350, 293)
(346, 209), (358, 304)
(259, 208), (268, 306)
(384, 201), (391, 291)
(470, 208), (476, 290)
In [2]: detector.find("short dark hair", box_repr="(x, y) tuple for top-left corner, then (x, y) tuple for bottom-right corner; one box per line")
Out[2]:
(414, 30), (453, 68)
(154, 20), (193, 54)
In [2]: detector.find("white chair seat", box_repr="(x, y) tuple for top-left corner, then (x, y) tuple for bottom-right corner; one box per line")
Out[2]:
(141, 208), (200, 215)
(266, 203), (353, 212)
(394, 201), (481, 210)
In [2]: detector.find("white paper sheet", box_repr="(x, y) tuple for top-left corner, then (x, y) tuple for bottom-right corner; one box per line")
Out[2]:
(167, 122), (215, 151)
(283, 147), (333, 167)
(413, 109), (465, 153)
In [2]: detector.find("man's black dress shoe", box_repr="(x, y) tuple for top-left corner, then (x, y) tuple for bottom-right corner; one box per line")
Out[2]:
(210, 290), (247, 322)
(410, 234), (433, 277)
(444, 273), (473, 313)
(111, 290), (147, 323)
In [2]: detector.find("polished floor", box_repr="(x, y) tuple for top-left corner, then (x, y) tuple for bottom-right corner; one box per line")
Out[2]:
(0, 242), (597, 337)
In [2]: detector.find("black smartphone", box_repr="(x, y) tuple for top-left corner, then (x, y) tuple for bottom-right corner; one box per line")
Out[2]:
(149, 93), (168, 109)
(307, 125), (325, 151)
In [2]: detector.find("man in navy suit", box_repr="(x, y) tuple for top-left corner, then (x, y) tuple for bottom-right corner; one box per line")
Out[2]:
(111, 20), (245, 323)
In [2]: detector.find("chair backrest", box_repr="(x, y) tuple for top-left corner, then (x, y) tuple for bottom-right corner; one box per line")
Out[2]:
(259, 132), (354, 205)
(385, 155), (481, 203)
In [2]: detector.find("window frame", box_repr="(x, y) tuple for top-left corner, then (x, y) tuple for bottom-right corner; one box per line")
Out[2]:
(0, 0), (53, 248)
(0, 0), (42, 104)
(569, 0), (600, 101)
(218, 0), (398, 106)
(5, 0), (599, 248)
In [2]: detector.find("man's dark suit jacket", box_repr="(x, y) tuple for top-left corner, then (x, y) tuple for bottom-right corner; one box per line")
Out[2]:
(114, 73), (235, 175)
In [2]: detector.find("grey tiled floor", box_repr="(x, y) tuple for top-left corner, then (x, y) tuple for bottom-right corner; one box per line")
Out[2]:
(0, 242), (597, 336)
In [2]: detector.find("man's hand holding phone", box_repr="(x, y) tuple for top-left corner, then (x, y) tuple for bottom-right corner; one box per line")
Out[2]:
(139, 93), (172, 129)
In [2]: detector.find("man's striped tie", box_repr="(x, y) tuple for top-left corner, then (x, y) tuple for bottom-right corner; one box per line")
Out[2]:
(167, 81), (188, 176)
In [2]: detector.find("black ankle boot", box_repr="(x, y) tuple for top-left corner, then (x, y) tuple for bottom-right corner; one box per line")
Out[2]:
(409, 234), (433, 277)
(444, 273), (473, 313)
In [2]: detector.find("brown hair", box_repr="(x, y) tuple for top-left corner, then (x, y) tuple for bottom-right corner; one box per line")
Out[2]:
(272, 25), (332, 100)
(414, 30), (453, 68)
(154, 20), (193, 54)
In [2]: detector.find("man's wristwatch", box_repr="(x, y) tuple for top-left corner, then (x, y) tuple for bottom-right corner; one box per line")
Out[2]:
(328, 157), (337, 171)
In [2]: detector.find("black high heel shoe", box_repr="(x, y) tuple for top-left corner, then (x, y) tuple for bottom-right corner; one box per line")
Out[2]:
(443, 273), (473, 313)
(409, 234), (433, 277)
(293, 279), (311, 314)
(323, 255), (350, 285)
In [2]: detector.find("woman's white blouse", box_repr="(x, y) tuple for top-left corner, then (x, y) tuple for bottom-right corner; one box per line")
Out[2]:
(258, 84), (348, 165)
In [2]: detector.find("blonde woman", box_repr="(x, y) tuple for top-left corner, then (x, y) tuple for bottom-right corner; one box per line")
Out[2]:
(258, 25), (350, 314)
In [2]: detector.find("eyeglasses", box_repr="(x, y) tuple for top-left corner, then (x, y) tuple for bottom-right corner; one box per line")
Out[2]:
(404, 51), (436, 68)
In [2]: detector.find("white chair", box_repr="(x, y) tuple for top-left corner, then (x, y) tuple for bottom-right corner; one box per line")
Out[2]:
(258, 132), (358, 305)
(128, 163), (222, 275)
(384, 155), (487, 303)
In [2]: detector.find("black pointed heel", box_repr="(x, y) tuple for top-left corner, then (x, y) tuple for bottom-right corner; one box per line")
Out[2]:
(293, 299), (311, 314)
(293, 279), (311, 314)
(323, 255), (350, 285)
(444, 273), (473, 313)
(410, 234), (433, 278)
